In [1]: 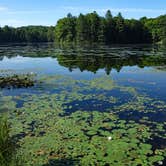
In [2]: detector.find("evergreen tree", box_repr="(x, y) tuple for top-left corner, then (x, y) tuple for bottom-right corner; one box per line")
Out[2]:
(98, 18), (106, 43)
(0, 11), (165, 44)
(76, 14), (88, 42)
(105, 10), (116, 43)
(86, 11), (101, 42)
(105, 10), (113, 20)
(114, 12), (126, 43)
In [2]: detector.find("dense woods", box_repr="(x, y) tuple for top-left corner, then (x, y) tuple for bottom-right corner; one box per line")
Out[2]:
(0, 26), (55, 42)
(0, 10), (166, 44)
(55, 11), (166, 44)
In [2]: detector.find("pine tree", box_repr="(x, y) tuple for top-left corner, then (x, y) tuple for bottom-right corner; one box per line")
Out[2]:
(114, 12), (126, 43)
(105, 10), (115, 43)
(76, 14), (88, 42)
(98, 18), (106, 43)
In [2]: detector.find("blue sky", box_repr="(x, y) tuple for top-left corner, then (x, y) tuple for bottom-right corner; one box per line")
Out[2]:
(0, 0), (165, 27)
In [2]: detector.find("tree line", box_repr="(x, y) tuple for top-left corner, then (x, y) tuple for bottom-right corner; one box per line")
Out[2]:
(55, 11), (166, 44)
(0, 26), (55, 43)
(0, 10), (166, 44)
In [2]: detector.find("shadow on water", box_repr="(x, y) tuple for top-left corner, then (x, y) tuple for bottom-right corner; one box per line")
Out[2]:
(118, 110), (166, 123)
(62, 96), (133, 116)
(63, 99), (115, 115)
(43, 158), (79, 166)
(62, 89), (134, 115)
(148, 136), (166, 150)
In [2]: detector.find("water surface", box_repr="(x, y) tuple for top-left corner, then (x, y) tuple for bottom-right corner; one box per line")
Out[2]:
(0, 43), (166, 165)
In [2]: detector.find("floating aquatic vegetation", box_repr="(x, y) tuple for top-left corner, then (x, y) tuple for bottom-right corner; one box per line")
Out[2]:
(0, 74), (36, 89)
(9, 102), (166, 165)
(0, 66), (166, 165)
(2, 87), (164, 165)
(0, 95), (16, 113)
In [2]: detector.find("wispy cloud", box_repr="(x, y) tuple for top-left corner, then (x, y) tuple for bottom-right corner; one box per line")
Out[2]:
(6, 10), (52, 14)
(0, 6), (8, 11)
(6, 19), (24, 24)
(0, 19), (25, 27)
(0, 6), (165, 15)
(109, 8), (165, 13)
(62, 6), (166, 14)
(0, 6), (165, 27)
(1, 8), (62, 15)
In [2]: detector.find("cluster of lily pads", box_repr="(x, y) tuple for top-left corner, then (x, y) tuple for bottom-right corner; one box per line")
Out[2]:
(0, 75), (166, 165)
(0, 74), (36, 89)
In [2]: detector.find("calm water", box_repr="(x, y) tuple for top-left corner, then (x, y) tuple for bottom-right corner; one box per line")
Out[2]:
(1, 43), (166, 119)
(0, 43), (166, 100)
(0, 43), (166, 165)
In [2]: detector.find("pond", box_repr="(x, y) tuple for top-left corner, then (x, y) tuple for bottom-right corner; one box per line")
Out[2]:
(0, 43), (166, 165)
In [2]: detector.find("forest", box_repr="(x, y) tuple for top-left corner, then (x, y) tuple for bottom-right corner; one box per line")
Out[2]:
(0, 10), (166, 44)
(0, 26), (55, 43)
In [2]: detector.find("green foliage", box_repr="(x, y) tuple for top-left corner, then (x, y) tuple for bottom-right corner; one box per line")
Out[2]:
(55, 11), (166, 44)
(0, 116), (11, 163)
(55, 13), (77, 43)
(0, 74), (165, 165)
(0, 12), (165, 44)
(76, 14), (89, 42)
(143, 15), (166, 43)
(0, 116), (23, 166)
(0, 26), (55, 43)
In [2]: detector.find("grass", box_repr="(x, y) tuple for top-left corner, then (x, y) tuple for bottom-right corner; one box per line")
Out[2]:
(0, 116), (23, 166)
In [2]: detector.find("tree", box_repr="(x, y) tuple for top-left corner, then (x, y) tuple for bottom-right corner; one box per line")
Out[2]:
(1, 11), (165, 44)
(86, 11), (101, 42)
(47, 26), (55, 42)
(0, 25), (55, 43)
(98, 18), (106, 43)
(105, 10), (116, 43)
(114, 12), (126, 43)
(55, 14), (76, 43)
(105, 10), (113, 20)
(76, 14), (88, 42)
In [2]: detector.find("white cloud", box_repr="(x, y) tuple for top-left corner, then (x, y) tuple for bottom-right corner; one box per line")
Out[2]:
(1, 6), (165, 15)
(6, 19), (23, 24)
(0, 6), (8, 11)
(0, 6), (165, 27)
(109, 8), (165, 13)
(0, 19), (25, 27)
(1, 8), (62, 15)
(6, 10), (51, 14)
(62, 6), (166, 14)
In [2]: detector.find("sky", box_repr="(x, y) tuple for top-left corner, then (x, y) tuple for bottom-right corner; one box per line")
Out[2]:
(0, 0), (165, 27)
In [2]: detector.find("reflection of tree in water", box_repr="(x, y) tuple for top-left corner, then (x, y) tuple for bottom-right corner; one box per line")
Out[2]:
(155, 66), (166, 71)
(56, 52), (166, 74)
(0, 43), (166, 74)
(0, 43), (57, 58)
